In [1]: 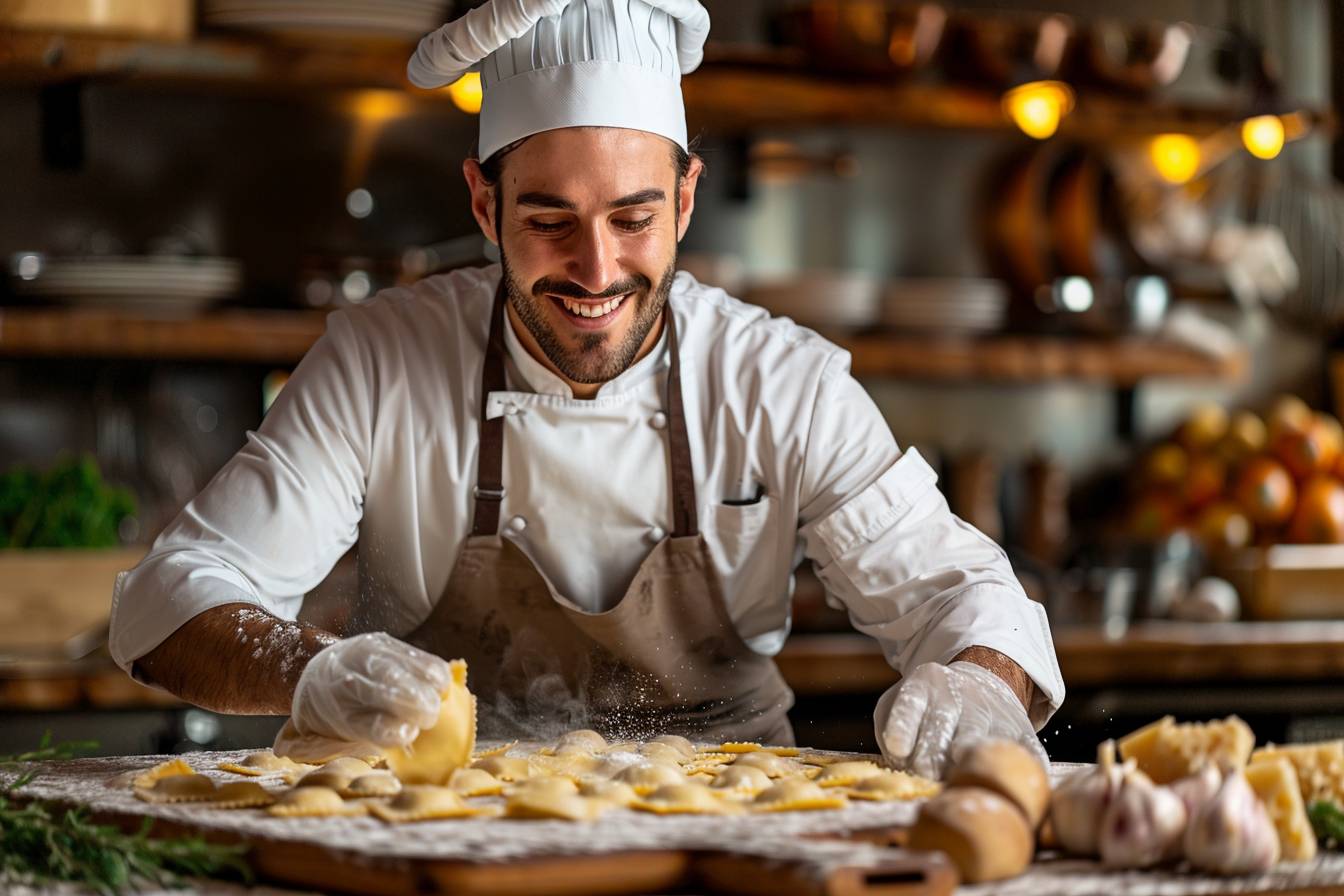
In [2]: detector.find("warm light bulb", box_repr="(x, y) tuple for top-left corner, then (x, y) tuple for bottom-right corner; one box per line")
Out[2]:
(1241, 114), (1285, 160)
(1149, 133), (1201, 184)
(446, 72), (483, 115)
(1003, 80), (1075, 140)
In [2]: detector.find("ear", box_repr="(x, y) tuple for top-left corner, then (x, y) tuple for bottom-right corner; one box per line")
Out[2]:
(463, 158), (499, 245)
(675, 154), (705, 242)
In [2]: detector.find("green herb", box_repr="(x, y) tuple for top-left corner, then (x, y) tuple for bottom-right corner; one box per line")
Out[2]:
(0, 455), (137, 549)
(1, 733), (252, 894)
(1308, 799), (1344, 846)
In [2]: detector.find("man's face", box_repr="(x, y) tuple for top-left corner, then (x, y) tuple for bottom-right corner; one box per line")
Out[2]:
(469, 128), (697, 386)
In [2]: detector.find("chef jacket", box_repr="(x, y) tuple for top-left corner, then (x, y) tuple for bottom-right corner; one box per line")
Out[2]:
(109, 264), (1065, 725)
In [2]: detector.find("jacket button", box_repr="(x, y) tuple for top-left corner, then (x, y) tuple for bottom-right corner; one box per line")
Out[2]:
(650, 411), (668, 429)
(508, 516), (527, 534)
(504, 402), (521, 416)
(648, 526), (667, 543)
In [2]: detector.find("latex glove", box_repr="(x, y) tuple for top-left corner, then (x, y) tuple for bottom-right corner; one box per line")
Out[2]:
(874, 660), (1047, 780)
(290, 632), (455, 749)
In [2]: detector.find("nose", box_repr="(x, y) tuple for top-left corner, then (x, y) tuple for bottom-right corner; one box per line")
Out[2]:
(565, 221), (623, 296)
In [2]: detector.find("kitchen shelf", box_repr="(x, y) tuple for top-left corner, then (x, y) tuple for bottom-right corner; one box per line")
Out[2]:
(0, 307), (1246, 382)
(777, 623), (1344, 695)
(0, 29), (1328, 138)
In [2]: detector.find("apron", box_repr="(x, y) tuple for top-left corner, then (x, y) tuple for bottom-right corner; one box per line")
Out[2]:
(404, 281), (795, 745)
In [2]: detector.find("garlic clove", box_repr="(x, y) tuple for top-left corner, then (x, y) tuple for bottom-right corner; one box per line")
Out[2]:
(1185, 771), (1281, 875)
(1171, 764), (1223, 819)
(1098, 765), (1187, 868)
(1049, 739), (1123, 857)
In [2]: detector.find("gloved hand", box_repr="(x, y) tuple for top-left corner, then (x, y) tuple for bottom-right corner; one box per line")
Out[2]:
(290, 632), (455, 749)
(874, 660), (1047, 780)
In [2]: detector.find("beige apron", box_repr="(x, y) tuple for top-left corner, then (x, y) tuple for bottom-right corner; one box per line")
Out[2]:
(404, 281), (795, 744)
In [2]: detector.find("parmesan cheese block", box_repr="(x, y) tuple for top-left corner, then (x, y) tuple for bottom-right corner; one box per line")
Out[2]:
(1251, 741), (1344, 805)
(1117, 716), (1254, 784)
(1245, 757), (1318, 862)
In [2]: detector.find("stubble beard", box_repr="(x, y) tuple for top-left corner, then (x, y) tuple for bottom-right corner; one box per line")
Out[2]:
(502, 252), (676, 385)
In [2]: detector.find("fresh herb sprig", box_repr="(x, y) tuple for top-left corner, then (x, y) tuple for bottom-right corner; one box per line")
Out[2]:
(1309, 799), (1344, 847)
(1, 733), (253, 895)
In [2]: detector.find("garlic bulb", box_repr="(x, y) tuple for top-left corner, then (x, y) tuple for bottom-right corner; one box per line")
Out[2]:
(1098, 763), (1187, 868)
(1185, 771), (1280, 875)
(1049, 739), (1124, 856)
(1170, 764), (1222, 819)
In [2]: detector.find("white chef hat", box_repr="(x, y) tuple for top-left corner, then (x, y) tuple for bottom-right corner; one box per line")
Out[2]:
(408, 0), (710, 162)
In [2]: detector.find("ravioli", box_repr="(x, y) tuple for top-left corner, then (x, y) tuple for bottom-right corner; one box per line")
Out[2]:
(531, 752), (602, 779)
(845, 770), (941, 802)
(383, 659), (477, 786)
(342, 772), (403, 798)
(294, 757), (375, 792)
(131, 758), (194, 790)
(472, 741), (517, 760)
(371, 786), (484, 822)
(633, 783), (739, 815)
(731, 751), (798, 779)
(135, 774), (217, 804)
(814, 761), (884, 788)
(206, 780), (276, 809)
(470, 755), (534, 782)
(577, 777), (639, 807)
(709, 765), (773, 797)
(751, 779), (848, 812)
(505, 785), (606, 821)
(649, 735), (696, 759)
(713, 742), (765, 754)
(217, 751), (314, 778)
(554, 729), (607, 754)
(614, 761), (685, 795)
(636, 742), (685, 765)
(268, 786), (366, 818)
(449, 767), (505, 797)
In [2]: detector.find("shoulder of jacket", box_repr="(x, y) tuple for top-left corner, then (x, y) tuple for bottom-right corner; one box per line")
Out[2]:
(327, 264), (499, 345)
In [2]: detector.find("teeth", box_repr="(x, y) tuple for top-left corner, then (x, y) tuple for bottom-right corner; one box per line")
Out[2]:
(560, 293), (627, 319)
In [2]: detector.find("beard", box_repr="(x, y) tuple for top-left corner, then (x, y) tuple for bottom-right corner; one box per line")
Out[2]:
(501, 251), (677, 385)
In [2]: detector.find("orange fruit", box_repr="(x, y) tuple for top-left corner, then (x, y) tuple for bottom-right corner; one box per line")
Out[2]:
(1272, 412), (1343, 480)
(1267, 394), (1313, 441)
(1143, 443), (1188, 489)
(1216, 410), (1267, 468)
(1286, 475), (1344, 543)
(1194, 501), (1253, 555)
(1234, 457), (1297, 527)
(1129, 491), (1184, 543)
(1181, 455), (1227, 510)
(1178, 403), (1229, 452)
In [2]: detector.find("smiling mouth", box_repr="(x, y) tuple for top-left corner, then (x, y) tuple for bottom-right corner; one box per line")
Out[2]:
(548, 292), (631, 323)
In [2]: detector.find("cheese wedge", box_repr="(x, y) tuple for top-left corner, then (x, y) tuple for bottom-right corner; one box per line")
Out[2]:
(1118, 715), (1254, 784)
(1252, 741), (1344, 805)
(1245, 757), (1318, 862)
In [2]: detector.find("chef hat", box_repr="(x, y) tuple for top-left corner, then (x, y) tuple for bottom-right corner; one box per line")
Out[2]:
(408, 0), (710, 162)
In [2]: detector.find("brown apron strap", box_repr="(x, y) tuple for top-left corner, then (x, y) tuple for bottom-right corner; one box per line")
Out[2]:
(472, 275), (699, 538)
(664, 302), (698, 537)
(471, 279), (510, 536)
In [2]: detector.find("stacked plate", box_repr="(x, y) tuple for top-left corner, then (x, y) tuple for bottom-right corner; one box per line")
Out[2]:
(201, 0), (452, 39)
(9, 255), (243, 316)
(743, 270), (882, 328)
(881, 278), (1008, 334)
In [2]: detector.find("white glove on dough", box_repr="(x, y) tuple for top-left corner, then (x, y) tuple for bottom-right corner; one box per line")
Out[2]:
(874, 660), (1047, 780)
(290, 632), (455, 749)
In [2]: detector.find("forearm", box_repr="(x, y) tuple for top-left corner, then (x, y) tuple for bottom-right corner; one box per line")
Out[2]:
(134, 603), (339, 715)
(953, 644), (1035, 712)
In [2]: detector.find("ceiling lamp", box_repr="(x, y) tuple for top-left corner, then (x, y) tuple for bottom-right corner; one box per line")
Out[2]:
(1002, 79), (1075, 140)
(1240, 113), (1284, 160)
(1149, 133), (1202, 183)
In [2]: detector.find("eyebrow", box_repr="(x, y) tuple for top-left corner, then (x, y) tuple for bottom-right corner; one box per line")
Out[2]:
(516, 189), (667, 212)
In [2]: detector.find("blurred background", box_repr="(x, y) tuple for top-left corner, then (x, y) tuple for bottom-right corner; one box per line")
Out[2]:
(1, 0), (1343, 761)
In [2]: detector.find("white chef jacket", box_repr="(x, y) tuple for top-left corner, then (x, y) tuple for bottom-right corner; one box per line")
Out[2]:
(109, 264), (1064, 725)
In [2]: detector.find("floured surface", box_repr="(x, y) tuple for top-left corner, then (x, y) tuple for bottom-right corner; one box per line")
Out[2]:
(9, 745), (921, 865)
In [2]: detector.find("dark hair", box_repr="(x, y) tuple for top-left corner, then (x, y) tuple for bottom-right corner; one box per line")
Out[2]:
(475, 134), (701, 241)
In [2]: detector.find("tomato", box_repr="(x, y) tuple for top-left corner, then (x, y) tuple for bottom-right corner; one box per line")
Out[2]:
(1234, 457), (1297, 527)
(1273, 412), (1343, 480)
(1182, 455), (1227, 510)
(1267, 394), (1313, 441)
(1286, 475), (1344, 543)
(1178, 403), (1229, 452)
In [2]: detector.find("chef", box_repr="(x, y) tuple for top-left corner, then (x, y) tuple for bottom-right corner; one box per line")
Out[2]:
(108, 0), (1063, 778)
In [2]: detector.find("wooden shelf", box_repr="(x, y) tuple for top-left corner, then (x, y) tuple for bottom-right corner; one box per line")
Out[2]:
(0, 307), (326, 364)
(776, 623), (1344, 695)
(0, 29), (1327, 138)
(831, 332), (1247, 385)
(0, 307), (1247, 382)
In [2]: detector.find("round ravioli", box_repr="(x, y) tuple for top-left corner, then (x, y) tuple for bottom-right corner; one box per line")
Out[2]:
(342, 772), (403, 798)
(846, 770), (941, 802)
(218, 751), (314, 778)
(449, 767), (505, 798)
(752, 779), (848, 813)
(649, 735), (696, 759)
(135, 774), (216, 804)
(384, 659), (477, 786)
(634, 783), (739, 815)
(709, 765), (773, 797)
(614, 761), (685, 795)
(554, 729), (607, 754)
(371, 785), (482, 822)
(268, 786), (365, 818)
(814, 761), (884, 788)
